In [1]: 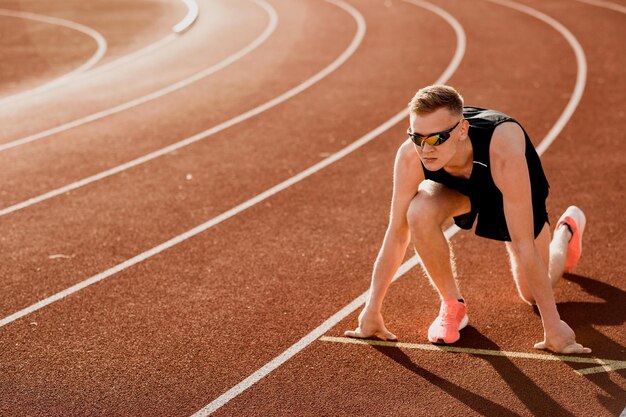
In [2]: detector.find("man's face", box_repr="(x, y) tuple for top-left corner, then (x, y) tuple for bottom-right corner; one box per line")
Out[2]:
(409, 107), (466, 171)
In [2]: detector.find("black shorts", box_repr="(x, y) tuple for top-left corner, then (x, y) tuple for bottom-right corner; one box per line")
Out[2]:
(453, 203), (549, 242)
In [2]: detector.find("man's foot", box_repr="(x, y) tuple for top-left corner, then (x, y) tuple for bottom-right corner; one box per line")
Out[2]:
(428, 299), (468, 344)
(556, 206), (586, 272)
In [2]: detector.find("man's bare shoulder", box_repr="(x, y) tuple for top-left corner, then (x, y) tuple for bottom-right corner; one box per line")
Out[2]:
(490, 121), (526, 163)
(396, 139), (420, 167)
(395, 139), (424, 180)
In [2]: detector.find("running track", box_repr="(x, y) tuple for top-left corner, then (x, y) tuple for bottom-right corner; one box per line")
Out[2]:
(0, 0), (624, 416)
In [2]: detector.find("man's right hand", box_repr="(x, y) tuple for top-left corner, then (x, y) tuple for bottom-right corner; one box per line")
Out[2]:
(344, 307), (397, 341)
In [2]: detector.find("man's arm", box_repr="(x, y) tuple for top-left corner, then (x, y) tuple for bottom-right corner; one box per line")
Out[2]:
(345, 140), (424, 340)
(490, 122), (590, 353)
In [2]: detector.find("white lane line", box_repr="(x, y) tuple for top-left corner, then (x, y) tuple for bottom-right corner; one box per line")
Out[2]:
(575, 362), (626, 375)
(0, 0), (362, 217)
(73, 34), (178, 79)
(173, 0), (200, 33)
(487, 0), (587, 157)
(319, 337), (626, 375)
(0, 0), (365, 322)
(0, 0), (197, 108)
(0, 0), (273, 153)
(574, 0), (626, 13)
(190, 1), (465, 415)
(0, 9), (107, 108)
(192, 0), (590, 413)
(0, 0), (365, 328)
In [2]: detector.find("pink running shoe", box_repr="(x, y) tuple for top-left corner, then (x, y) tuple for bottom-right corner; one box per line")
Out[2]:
(556, 206), (586, 272)
(428, 299), (469, 345)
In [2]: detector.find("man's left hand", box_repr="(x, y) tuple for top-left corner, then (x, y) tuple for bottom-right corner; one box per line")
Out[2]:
(534, 320), (591, 354)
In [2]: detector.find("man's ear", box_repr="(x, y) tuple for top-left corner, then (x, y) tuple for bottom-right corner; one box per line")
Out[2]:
(459, 119), (470, 140)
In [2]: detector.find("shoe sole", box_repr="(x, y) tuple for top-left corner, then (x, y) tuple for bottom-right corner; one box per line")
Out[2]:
(432, 314), (469, 345)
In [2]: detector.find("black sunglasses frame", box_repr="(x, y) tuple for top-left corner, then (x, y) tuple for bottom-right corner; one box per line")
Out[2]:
(407, 119), (462, 147)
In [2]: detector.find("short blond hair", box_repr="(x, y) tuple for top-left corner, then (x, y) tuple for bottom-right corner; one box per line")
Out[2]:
(408, 85), (464, 116)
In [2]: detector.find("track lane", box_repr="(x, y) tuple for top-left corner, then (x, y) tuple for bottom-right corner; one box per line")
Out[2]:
(0, 12), (100, 99)
(574, 0), (626, 13)
(0, 0), (253, 144)
(0, 0), (277, 209)
(0, 0), (361, 320)
(0, 0), (370, 217)
(0, 0), (271, 154)
(0, 0), (198, 109)
(0, 9), (107, 105)
(0, 0), (187, 67)
(0, 0), (185, 101)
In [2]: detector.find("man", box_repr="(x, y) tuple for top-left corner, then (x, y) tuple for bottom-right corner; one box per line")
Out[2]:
(345, 85), (590, 354)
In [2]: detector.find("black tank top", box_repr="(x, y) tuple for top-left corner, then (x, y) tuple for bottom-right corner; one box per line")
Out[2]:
(422, 107), (550, 241)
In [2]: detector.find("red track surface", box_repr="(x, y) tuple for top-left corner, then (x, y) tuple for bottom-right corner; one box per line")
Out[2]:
(1, 0), (624, 416)
(0, 0), (184, 98)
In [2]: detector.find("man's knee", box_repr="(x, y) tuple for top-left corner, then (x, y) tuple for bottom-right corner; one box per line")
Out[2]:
(406, 193), (445, 234)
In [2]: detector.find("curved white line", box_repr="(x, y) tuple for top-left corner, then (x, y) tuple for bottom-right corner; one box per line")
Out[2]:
(0, 0), (273, 153)
(486, 0), (587, 155)
(173, 0), (200, 33)
(0, 0), (196, 108)
(0, 0), (366, 323)
(194, 0), (588, 413)
(76, 34), (178, 79)
(0, 0), (364, 217)
(85, 0), (201, 76)
(0, 9), (107, 108)
(574, 0), (626, 13)
(91, 0), (199, 76)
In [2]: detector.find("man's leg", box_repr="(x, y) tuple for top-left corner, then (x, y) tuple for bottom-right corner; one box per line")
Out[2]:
(548, 222), (571, 286)
(507, 206), (586, 304)
(406, 181), (471, 344)
(406, 181), (471, 300)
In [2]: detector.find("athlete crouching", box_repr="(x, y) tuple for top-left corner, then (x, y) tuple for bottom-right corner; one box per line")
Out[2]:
(345, 85), (589, 354)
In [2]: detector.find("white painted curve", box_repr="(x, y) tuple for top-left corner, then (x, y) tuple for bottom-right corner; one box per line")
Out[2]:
(0, 0), (273, 153)
(574, 0), (626, 14)
(0, 0), (197, 109)
(0, 9), (107, 108)
(47, 0), (196, 91)
(0, 0), (362, 216)
(0, 0), (367, 322)
(74, 34), (178, 80)
(174, 0), (200, 33)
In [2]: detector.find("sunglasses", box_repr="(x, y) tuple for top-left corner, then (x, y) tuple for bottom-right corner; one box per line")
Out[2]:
(407, 119), (462, 147)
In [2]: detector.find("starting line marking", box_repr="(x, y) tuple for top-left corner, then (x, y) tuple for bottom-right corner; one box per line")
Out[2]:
(319, 336), (626, 375)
